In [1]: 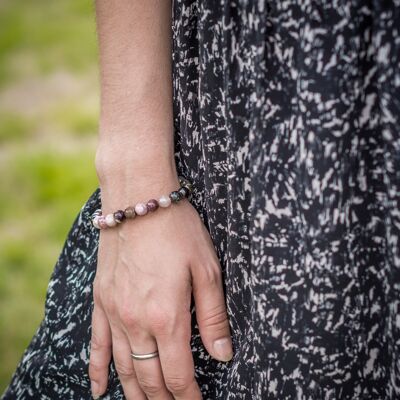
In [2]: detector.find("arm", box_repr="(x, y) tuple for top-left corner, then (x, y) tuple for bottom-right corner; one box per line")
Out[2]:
(95, 0), (177, 195)
(90, 1), (233, 399)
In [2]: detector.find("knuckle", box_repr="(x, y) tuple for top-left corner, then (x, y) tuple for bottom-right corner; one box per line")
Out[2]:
(119, 308), (138, 327)
(148, 313), (170, 333)
(93, 278), (113, 307)
(137, 376), (164, 395)
(88, 360), (106, 379)
(114, 360), (136, 379)
(90, 330), (109, 353)
(92, 280), (103, 304)
(199, 303), (229, 332)
(164, 375), (192, 395)
(88, 335), (110, 380)
(146, 302), (172, 333)
(103, 298), (116, 316)
(199, 261), (222, 287)
(99, 294), (115, 316)
(98, 275), (111, 288)
(99, 283), (113, 301)
(117, 299), (140, 327)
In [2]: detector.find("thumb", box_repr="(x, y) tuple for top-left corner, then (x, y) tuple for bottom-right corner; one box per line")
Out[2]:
(191, 260), (234, 362)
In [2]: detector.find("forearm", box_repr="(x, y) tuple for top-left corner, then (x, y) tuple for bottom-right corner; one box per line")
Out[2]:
(94, 0), (176, 193)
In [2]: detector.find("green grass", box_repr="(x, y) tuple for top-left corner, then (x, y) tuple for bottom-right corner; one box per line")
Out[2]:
(0, 150), (98, 392)
(0, 112), (33, 143)
(0, 0), (97, 88)
(0, 0), (99, 393)
(50, 102), (99, 137)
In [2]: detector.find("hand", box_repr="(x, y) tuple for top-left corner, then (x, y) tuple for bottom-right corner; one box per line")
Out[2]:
(88, 175), (234, 399)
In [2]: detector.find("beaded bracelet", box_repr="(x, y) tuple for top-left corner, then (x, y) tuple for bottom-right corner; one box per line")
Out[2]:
(92, 176), (193, 230)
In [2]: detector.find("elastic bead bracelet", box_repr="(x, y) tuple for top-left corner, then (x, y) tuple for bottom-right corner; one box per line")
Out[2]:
(92, 176), (194, 230)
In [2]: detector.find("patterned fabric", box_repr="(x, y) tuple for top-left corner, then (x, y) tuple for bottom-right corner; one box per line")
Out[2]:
(3, 0), (400, 399)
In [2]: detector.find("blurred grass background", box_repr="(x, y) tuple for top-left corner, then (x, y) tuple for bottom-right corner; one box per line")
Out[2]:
(0, 0), (99, 392)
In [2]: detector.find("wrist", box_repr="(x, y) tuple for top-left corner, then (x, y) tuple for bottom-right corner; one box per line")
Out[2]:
(95, 150), (180, 210)
(95, 139), (177, 181)
(96, 119), (176, 168)
(95, 150), (177, 180)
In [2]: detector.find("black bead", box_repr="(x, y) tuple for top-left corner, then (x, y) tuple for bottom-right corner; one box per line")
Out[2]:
(178, 186), (190, 198)
(183, 182), (193, 193)
(169, 190), (182, 203)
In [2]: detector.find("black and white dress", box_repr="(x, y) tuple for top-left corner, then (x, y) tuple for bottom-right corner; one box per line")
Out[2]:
(3, 0), (400, 399)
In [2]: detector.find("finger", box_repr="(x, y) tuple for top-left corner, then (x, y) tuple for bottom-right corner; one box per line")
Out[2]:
(89, 304), (112, 399)
(191, 259), (233, 362)
(125, 328), (173, 399)
(111, 324), (147, 400)
(156, 311), (202, 399)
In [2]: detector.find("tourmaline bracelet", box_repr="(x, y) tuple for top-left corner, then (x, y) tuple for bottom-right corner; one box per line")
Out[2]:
(92, 176), (193, 230)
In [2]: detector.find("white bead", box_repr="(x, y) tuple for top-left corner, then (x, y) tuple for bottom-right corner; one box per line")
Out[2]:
(92, 216), (101, 229)
(105, 213), (117, 227)
(134, 202), (148, 216)
(158, 195), (171, 208)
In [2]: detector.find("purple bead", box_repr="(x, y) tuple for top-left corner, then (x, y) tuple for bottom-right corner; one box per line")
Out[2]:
(146, 199), (159, 212)
(114, 210), (125, 223)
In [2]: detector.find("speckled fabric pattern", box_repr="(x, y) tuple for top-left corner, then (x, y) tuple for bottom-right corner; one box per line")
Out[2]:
(3, 0), (400, 399)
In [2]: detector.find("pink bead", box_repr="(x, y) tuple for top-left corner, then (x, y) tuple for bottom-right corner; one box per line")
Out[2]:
(134, 202), (148, 216)
(98, 216), (108, 229)
(105, 213), (117, 227)
(92, 216), (101, 229)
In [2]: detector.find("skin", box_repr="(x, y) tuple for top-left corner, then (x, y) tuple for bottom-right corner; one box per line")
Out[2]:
(89, 1), (234, 399)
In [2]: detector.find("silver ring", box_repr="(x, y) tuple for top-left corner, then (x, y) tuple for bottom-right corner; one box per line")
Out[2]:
(130, 350), (159, 360)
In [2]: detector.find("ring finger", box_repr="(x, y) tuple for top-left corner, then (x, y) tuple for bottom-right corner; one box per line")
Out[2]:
(126, 330), (173, 399)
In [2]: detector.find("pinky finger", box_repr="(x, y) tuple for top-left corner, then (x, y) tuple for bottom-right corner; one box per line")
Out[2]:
(89, 304), (112, 399)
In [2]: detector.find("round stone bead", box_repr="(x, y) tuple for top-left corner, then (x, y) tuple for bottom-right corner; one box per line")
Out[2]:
(185, 183), (193, 193)
(105, 213), (117, 227)
(169, 190), (181, 203)
(98, 216), (108, 229)
(114, 210), (125, 223)
(124, 206), (136, 219)
(158, 195), (171, 208)
(146, 199), (159, 212)
(178, 186), (190, 198)
(135, 202), (148, 216)
(92, 215), (101, 229)
(178, 177), (193, 193)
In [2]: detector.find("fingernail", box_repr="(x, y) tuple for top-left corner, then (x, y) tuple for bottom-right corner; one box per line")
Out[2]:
(91, 381), (100, 399)
(213, 337), (233, 362)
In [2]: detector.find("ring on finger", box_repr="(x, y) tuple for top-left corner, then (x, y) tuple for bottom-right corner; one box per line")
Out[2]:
(130, 350), (159, 360)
